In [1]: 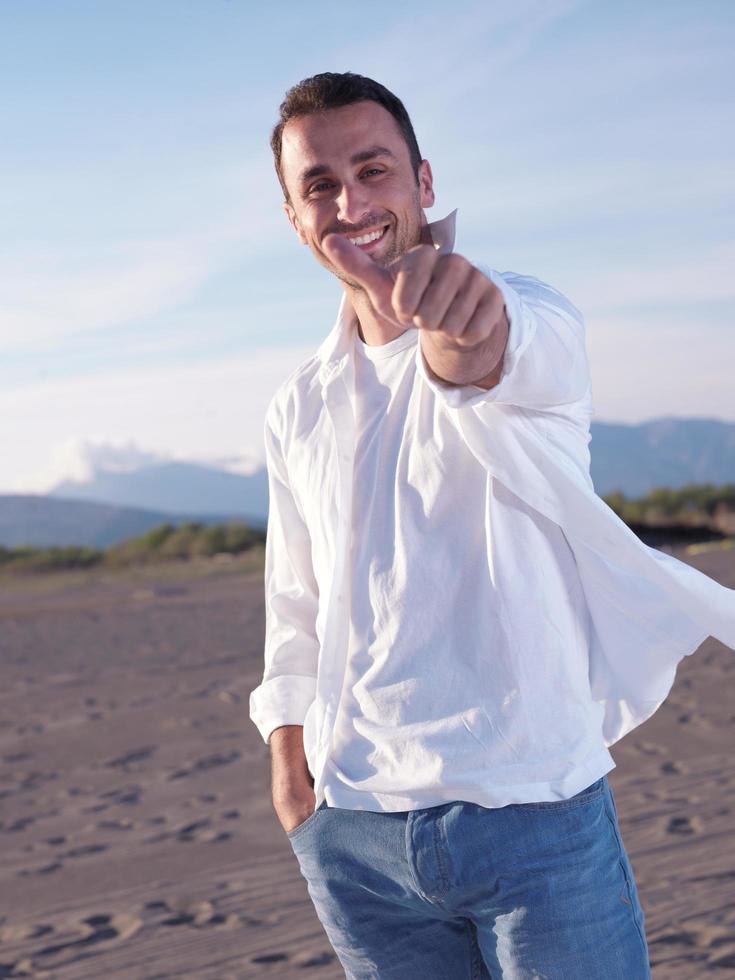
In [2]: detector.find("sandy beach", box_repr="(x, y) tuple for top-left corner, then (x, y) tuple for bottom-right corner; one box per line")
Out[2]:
(0, 543), (733, 979)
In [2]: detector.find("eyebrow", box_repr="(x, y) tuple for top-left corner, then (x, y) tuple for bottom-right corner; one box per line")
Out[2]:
(298, 145), (397, 184)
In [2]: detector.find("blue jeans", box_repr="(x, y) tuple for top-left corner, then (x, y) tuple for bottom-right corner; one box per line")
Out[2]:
(286, 775), (651, 979)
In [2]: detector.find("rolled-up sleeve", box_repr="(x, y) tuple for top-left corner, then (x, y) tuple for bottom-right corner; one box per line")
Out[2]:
(415, 265), (592, 415)
(248, 396), (320, 745)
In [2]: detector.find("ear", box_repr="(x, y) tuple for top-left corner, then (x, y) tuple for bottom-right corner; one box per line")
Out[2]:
(417, 159), (435, 209)
(283, 201), (308, 245)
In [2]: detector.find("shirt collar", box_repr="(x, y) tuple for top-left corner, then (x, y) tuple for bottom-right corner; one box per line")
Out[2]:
(316, 209), (458, 371)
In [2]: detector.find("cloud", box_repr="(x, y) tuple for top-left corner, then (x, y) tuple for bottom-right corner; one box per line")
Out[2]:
(15, 436), (265, 495)
(3, 342), (316, 494)
(24, 438), (171, 492)
(333, 0), (584, 96)
(0, 233), (231, 353)
(0, 157), (286, 354)
(567, 241), (735, 313)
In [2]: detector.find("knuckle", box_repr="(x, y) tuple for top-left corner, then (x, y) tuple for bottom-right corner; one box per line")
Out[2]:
(442, 253), (469, 275)
(415, 311), (439, 330)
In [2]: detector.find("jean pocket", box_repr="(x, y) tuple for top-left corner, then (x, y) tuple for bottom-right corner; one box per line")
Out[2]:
(510, 775), (607, 811)
(285, 799), (329, 840)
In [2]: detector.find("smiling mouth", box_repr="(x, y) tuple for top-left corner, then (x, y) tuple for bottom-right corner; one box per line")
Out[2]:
(345, 224), (390, 250)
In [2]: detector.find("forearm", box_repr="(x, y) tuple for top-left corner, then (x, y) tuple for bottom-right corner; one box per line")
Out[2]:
(269, 724), (313, 800)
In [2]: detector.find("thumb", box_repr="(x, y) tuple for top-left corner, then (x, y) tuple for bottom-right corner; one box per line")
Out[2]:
(323, 233), (398, 322)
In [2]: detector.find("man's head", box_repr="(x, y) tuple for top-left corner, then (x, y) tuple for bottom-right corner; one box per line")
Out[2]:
(271, 72), (435, 289)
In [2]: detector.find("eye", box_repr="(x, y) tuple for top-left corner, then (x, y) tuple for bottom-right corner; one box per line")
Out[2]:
(362, 168), (384, 177)
(308, 180), (334, 195)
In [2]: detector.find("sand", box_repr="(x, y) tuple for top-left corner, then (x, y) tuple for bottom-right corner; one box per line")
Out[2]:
(0, 544), (733, 979)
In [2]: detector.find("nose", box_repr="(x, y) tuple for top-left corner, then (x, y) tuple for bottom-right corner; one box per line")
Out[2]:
(335, 178), (370, 226)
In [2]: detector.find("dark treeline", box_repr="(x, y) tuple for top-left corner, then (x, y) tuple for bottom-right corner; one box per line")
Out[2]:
(604, 482), (735, 525)
(0, 521), (266, 575)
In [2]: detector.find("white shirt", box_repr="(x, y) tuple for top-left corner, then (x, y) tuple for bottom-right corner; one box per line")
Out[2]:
(249, 210), (734, 813)
(323, 322), (614, 811)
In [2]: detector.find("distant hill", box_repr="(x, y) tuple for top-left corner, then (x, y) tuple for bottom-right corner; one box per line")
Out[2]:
(50, 460), (269, 521)
(0, 495), (264, 550)
(2, 416), (734, 548)
(589, 417), (735, 496)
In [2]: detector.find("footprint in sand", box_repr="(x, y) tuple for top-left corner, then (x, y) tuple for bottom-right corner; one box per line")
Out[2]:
(168, 750), (241, 781)
(666, 814), (703, 835)
(96, 818), (134, 831)
(17, 861), (63, 878)
(82, 786), (143, 814)
(103, 746), (157, 770)
(634, 740), (666, 756)
(5, 816), (35, 833)
(152, 898), (241, 930)
(0, 923), (54, 943)
(25, 912), (143, 968)
(653, 921), (735, 958)
(100, 784), (143, 805)
(660, 760), (688, 776)
(249, 948), (338, 968)
(676, 710), (713, 729)
(251, 952), (289, 964)
(146, 818), (232, 845)
(61, 843), (109, 859)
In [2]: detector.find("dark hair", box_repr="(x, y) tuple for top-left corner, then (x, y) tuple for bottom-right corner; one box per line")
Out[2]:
(270, 71), (423, 202)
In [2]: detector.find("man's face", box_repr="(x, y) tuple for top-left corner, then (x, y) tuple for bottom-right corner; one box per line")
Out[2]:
(279, 100), (435, 289)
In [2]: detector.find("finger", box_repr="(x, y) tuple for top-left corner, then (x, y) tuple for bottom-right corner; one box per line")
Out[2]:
(452, 287), (504, 349)
(391, 245), (438, 324)
(323, 233), (395, 319)
(434, 267), (492, 339)
(412, 254), (474, 331)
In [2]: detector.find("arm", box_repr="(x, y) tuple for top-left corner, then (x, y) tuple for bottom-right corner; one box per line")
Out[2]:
(416, 267), (595, 490)
(416, 266), (591, 412)
(249, 398), (319, 801)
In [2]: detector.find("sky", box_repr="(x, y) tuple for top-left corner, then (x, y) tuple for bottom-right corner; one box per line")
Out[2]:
(2, 0), (734, 493)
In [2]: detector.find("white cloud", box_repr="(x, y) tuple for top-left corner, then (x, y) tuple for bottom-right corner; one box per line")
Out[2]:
(14, 436), (265, 495)
(2, 343), (315, 494)
(39, 438), (170, 488)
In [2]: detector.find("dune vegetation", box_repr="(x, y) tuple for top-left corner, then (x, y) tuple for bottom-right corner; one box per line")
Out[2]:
(0, 521), (266, 576)
(1, 483), (734, 577)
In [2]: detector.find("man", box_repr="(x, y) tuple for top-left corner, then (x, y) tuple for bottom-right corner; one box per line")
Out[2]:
(249, 72), (734, 978)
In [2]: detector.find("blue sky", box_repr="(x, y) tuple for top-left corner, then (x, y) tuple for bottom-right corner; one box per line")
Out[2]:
(2, 0), (733, 492)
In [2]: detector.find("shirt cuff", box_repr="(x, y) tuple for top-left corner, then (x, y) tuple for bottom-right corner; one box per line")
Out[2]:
(415, 266), (535, 409)
(249, 673), (317, 745)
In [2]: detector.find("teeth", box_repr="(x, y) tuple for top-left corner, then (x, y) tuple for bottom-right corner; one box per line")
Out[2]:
(348, 227), (385, 246)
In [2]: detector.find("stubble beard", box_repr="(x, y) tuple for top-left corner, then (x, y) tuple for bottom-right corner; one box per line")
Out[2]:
(328, 194), (424, 293)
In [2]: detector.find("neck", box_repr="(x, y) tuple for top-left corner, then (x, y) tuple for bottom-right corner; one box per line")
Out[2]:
(347, 285), (406, 346)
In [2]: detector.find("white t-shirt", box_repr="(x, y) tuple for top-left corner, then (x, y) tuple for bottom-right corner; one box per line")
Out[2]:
(323, 326), (616, 812)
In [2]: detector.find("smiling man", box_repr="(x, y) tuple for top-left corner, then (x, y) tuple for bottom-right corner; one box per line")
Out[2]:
(249, 71), (733, 979)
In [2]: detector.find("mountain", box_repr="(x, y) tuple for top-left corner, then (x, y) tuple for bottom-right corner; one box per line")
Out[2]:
(589, 417), (735, 497)
(50, 461), (269, 522)
(2, 417), (734, 549)
(0, 495), (264, 550)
